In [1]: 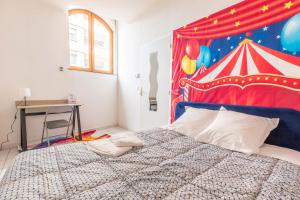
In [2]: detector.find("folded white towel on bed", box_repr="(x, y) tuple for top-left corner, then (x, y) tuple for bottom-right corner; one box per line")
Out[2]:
(87, 139), (132, 157)
(110, 132), (144, 147)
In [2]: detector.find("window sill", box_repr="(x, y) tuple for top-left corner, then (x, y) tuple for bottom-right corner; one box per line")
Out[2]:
(68, 66), (113, 75)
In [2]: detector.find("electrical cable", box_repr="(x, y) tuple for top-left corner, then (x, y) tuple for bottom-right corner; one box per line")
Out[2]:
(0, 101), (23, 151)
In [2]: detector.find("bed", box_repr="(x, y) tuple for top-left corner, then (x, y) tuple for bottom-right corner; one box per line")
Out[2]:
(0, 103), (300, 199)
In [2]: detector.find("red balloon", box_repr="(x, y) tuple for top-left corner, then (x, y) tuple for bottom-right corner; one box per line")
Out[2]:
(185, 39), (200, 59)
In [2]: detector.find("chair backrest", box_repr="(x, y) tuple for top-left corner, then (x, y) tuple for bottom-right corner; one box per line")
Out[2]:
(45, 106), (73, 114)
(44, 106), (74, 122)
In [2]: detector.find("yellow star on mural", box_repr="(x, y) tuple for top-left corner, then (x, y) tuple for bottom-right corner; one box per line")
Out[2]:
(285, 1), (293, 9)
(235, 21), (241, 27)
(194, 27), (198, 31)
(213, 19), (218, 25)
(230, 9), (236, 15)
(261, 5), (269, 12)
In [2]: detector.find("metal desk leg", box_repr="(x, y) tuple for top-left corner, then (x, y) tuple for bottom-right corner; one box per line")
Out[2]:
(71, 107), (76, 137)
(20, 108), (28, 151)
(76, 106), (82, 141)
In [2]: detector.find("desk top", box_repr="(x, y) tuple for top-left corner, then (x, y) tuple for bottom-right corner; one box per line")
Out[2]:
(17, 103), (81, 109)
(16, 99), (81, 109)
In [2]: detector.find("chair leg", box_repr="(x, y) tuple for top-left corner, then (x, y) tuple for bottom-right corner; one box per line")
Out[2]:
(66, 124), (70, 138)
(41, 122), (46, 143)
(46, 128), (50, 147)
(66, 113), (73, 138)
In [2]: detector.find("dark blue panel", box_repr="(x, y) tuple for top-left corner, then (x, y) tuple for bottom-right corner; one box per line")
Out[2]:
(175, 102), (300, 152)
(209, 18), (299, 68)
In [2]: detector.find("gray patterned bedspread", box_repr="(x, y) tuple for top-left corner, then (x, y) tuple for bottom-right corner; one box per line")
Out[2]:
(0, 128), (300, 200)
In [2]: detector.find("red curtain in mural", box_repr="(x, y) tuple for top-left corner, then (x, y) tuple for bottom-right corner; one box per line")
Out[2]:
(171, 0), (300, 122)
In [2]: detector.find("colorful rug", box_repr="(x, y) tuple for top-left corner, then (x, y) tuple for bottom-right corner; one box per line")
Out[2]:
(33, 130), (111, 149)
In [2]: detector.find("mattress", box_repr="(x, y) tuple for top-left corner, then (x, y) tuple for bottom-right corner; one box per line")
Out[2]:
(0, 128), (300, 199)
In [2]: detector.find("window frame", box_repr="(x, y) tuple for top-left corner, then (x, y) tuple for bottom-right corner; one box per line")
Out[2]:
(68, 9), (114, 74)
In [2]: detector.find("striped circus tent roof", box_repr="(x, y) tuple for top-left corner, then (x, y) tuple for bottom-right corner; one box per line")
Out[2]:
(180, 39), (300, 91)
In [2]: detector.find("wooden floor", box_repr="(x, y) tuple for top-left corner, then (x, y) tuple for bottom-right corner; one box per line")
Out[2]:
(0, 148), (18, 180)
(0, 126), (131, 181)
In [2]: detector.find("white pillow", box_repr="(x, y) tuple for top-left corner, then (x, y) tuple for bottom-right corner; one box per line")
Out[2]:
(195, 110), (280, 154)
(167, 107), (219, 138)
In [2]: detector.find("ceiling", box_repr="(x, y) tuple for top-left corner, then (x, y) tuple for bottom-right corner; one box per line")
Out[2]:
(42, 0), (163, 22)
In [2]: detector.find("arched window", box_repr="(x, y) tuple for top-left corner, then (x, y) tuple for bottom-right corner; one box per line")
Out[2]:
(68, 9), (113, 74)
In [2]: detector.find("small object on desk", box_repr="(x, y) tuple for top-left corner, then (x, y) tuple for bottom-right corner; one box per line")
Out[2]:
(68, 94), (76, 104)
(16, 99), (83, 152)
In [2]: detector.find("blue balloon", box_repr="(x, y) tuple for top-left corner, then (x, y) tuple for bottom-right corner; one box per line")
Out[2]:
(196, 46), (211, 69)
(281, 13), (300, 52)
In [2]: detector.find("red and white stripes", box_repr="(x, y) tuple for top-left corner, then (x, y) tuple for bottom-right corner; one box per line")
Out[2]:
(191, 39), (300, 84)
(183, 86), (190, 101)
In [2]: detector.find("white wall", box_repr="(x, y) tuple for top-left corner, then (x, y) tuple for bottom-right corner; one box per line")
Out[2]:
(0, 0), (117, 148)
(118, 0), (240, 131)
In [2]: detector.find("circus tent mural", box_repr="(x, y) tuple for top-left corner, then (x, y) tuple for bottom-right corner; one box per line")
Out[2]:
(171, 0), (300, 122)
(180, 38), (300, 92)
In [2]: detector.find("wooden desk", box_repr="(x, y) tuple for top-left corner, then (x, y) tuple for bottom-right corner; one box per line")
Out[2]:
(16, 100), (83, 151)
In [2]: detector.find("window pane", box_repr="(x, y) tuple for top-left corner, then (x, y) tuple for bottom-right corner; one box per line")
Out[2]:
(93, 18), (111, 71)
(69, 13), (89, 68)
